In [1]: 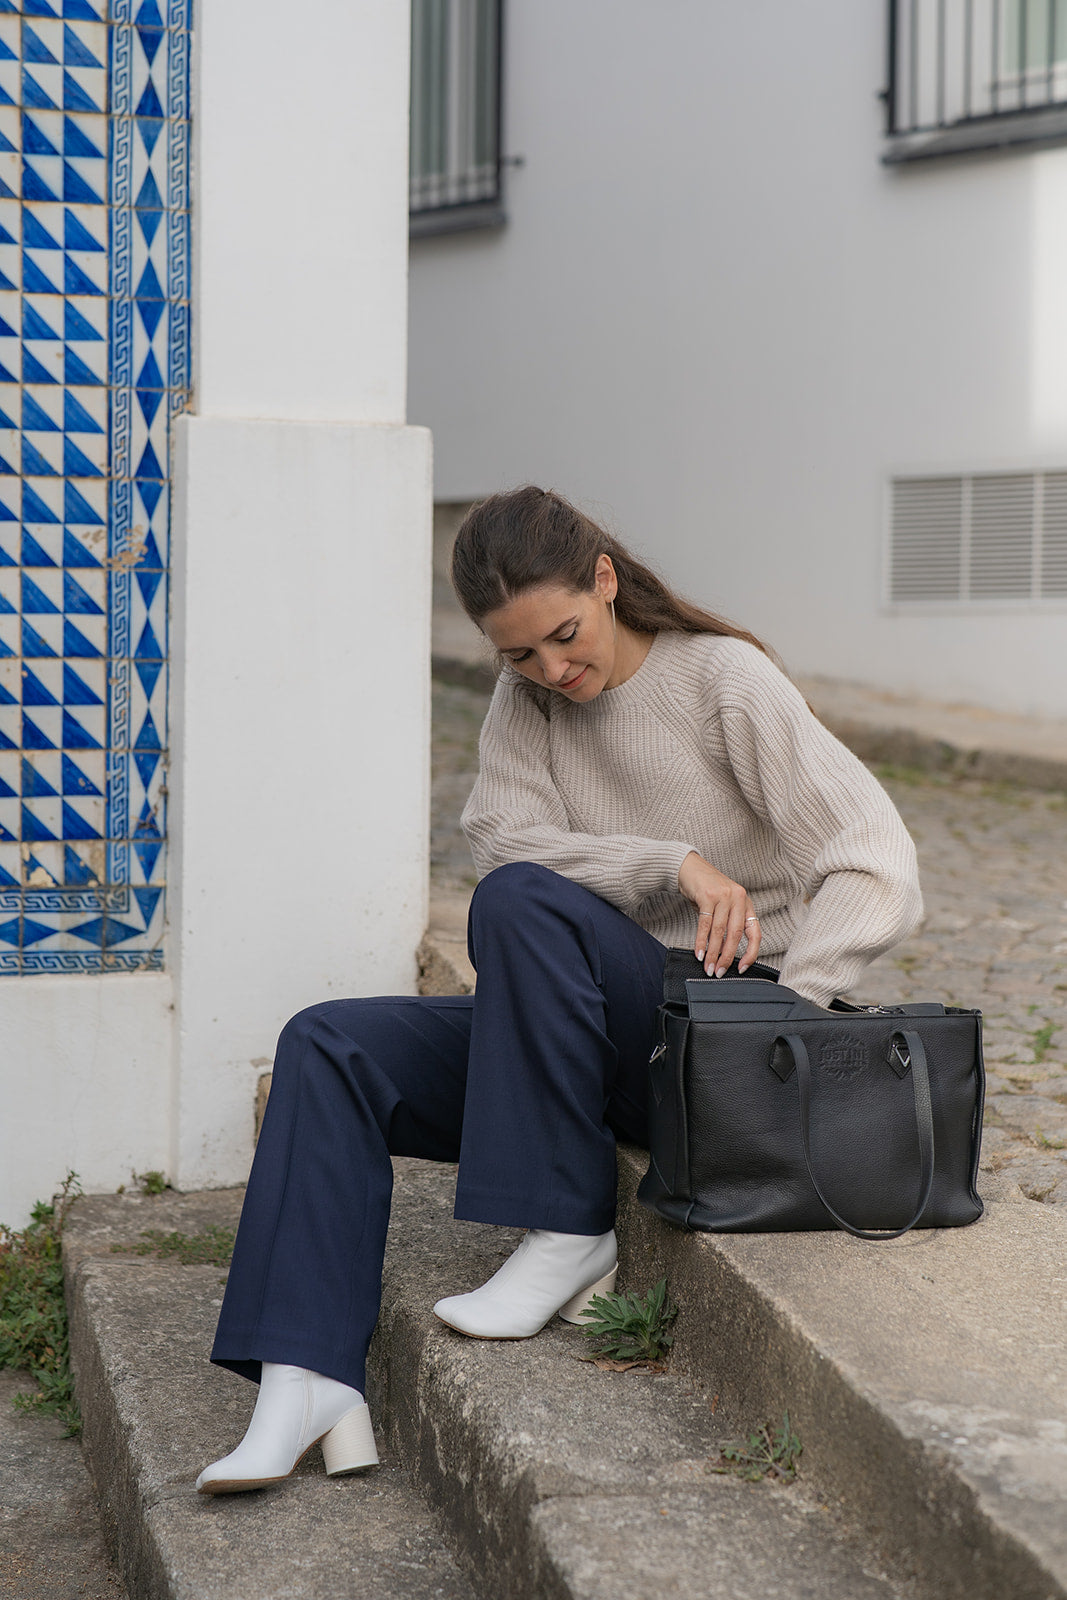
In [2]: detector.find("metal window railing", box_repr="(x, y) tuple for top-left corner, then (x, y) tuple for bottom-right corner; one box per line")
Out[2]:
(885, 0), (1067, 159)
(410, 0), (503, 233)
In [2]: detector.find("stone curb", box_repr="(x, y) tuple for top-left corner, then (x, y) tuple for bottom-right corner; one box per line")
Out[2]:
(815, 715), (1067, 794)
(431, 654), (1067, 794)
(615, 1147), (1067, 1600)
(431, 654), (496, 695)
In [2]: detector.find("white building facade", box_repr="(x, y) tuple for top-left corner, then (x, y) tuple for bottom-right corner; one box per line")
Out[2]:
(408, 0), (1067, 719)
(1, 0), (431, 1224)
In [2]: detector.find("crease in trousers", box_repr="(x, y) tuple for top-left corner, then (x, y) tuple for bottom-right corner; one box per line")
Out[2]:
(210, 862), (667, 1395)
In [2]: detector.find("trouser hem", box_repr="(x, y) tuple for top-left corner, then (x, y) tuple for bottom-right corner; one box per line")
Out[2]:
(210, 1333), (367, 1394)
(453, 1188), (617, 1235)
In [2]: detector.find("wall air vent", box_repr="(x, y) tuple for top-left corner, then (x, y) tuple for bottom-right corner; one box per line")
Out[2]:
(889, 472), (1067, 604)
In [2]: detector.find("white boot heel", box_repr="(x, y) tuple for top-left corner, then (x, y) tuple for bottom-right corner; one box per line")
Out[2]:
(558, 1265), (618, 1324)
(321, 1402), (379, 1476)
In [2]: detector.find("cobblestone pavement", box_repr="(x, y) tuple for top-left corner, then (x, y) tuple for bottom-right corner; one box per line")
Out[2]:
(432, 677), (1067, 1210)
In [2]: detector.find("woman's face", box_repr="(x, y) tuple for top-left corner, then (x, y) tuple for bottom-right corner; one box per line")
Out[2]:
(481, 557), (619, 701)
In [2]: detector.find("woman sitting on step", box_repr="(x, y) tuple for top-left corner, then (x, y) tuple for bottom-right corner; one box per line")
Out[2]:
(196, 486), (923, 1494)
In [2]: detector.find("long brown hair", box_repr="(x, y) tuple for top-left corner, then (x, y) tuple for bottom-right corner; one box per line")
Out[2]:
(450, 486), (771, 655)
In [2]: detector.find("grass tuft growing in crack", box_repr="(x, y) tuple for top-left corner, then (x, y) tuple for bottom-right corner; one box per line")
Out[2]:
(110, 1225), (235, 1267)
(712, 1413), (802, 1483)
(1029, 1020), (1061, 1063)
(0, 1172), (82, 1436)
(132, 1169), (169, 1196)
(577, 1277), (678, 1367)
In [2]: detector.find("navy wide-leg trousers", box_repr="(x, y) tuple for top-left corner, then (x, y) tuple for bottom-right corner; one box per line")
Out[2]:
(211, 862), (667, 1395)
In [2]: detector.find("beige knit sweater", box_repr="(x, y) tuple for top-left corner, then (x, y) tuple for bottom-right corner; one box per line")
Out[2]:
(461, 632), (923, 1006)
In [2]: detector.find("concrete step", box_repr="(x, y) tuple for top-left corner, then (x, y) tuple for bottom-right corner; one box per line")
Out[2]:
(616, 1147), (1067, 1600)
(370, 1158), (911, 1600)
(62, 1189), (477, 1600)
(64, 1147), (1067, 1600)
(65, 1177), (914, 1600)
(417, 888), (475, 996)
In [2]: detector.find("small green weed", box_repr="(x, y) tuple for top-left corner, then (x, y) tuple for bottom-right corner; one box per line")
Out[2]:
(872, 762), (944, 789)
(0, 1172), (81, 1435)
(1030, 1021), (1061, 1063)
(133, 1170), (169, 1196)
(578, 1277), (677, 1367)
(110, 1225), (235, 1267)
(1034, 1127), (1067, 1151)
(712, 1413), (802, 1483)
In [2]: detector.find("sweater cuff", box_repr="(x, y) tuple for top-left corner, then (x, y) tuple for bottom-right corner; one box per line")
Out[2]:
(630, 840), (697, 903)
(776, 958), (841, 1009)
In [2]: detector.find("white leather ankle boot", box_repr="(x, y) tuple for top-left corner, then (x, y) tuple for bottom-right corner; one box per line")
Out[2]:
(195, 1363), (378, 1494)
(432, 1228), (618, 1339)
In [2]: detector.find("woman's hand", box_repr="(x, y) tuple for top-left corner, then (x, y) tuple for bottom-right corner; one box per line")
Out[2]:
(678, 850), (761, 976)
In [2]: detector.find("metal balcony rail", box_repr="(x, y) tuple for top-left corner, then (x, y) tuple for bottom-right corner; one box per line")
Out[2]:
(886, 0), (1067, 154)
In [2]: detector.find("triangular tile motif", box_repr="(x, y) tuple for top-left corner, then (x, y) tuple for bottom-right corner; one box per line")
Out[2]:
(62, 616), (101, 654)
(9, 0), (189, 974)
(21, 666), (59, 705)
(22, 529), (56, 566)
(63, 842), (97, 884)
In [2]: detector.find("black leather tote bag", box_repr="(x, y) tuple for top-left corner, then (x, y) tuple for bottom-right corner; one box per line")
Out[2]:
(637, 950), (985, 1240)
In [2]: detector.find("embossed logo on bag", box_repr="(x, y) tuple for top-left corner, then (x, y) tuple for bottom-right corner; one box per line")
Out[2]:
(819, 1034), (869, 1081)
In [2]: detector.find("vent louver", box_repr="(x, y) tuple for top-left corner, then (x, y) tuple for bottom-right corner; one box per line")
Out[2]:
(890, 472), (1067, 603)
(1043, 473), (1067, 598)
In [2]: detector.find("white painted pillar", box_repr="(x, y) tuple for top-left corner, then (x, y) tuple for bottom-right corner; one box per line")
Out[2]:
(169, 0), (432, 1189)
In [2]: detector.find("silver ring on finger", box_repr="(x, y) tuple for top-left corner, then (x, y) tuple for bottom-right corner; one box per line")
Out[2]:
(745, 916), (759, 925)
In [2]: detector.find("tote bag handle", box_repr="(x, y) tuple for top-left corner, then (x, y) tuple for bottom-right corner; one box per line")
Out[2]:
(774, 1030), (936, 1242)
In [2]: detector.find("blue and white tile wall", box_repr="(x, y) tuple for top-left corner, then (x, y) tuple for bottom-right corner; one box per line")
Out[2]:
(0, 0), (190, 973)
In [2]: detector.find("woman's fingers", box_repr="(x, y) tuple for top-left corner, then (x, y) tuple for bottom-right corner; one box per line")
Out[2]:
(703, 897), (736, 975)
(738, 903), (762, 973)
(715, 895), (751, 976)
(680, 854), (757, 975)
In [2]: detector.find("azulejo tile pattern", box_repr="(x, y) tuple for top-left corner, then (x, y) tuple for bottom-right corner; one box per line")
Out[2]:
(0, 0), (190, 974)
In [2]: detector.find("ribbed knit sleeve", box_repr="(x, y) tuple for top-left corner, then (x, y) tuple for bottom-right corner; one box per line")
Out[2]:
(713, 642), (923, 1004)
(462, 675), (696, 914)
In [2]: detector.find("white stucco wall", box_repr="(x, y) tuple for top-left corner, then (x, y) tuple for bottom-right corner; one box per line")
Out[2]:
(195, 0), (410, 424)
(0, 979), (173, 1221)
(170, 0), (431, 1193)
(169, 418), (430, 1191)
(408, 0), (1067, 718)
(1, 0), (429, 1225)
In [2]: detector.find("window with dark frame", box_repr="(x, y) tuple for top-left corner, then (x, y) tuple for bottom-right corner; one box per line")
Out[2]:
(885, 0), (1067, 162)
(410, 0), (504, 236)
